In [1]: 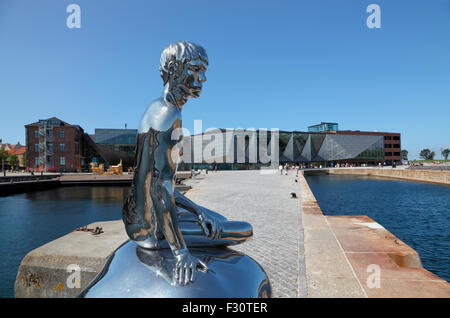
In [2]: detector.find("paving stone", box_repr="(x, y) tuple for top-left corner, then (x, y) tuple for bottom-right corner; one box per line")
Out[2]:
(185, 170), (307, 298)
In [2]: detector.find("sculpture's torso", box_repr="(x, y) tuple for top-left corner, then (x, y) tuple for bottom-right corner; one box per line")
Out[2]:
(123, 97), (183, 248)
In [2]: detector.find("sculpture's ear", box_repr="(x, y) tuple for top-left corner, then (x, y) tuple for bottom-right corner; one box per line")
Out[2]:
(167, 60), (179, 78)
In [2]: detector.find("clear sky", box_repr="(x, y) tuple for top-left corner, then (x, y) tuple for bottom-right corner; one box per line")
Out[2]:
(0, 0), (449, 159)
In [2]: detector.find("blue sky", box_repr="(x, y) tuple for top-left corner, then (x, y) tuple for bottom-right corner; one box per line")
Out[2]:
(0, 0), (449, 159)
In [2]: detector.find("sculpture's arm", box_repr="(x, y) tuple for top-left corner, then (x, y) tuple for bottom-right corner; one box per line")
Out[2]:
(174, 188), (223, 239)
(150, 146), (207, 285)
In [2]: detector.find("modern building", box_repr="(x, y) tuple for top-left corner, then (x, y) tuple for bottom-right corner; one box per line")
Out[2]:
(25, 118), (85, 172)
(182, 124), (401, 169)
(308, 122), (339, 133)
(93, 129), (137, 157)
(84, 128), (137, 170)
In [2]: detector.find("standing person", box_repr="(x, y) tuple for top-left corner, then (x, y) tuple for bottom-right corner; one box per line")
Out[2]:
(279, 164), (283, 175)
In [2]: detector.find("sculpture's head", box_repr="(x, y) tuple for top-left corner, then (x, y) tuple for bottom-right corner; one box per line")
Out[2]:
(160, 41), (208, 106)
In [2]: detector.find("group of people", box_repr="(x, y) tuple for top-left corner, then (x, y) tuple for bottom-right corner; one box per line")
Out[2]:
(278, 164), (302, 176)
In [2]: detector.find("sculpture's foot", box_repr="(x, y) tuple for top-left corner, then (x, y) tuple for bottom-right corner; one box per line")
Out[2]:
(79, 241), (272, 298)
(172, 207), (253, 248)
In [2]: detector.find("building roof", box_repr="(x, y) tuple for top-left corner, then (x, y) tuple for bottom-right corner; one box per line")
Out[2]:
(9, 146), (26, 156)
(25, 117), (74, 127)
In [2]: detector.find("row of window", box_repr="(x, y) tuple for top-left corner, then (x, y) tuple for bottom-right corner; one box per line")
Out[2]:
(384, 136), (400, 141)
(384, 144), (400, 148)
(385, 152), (401, 157)
(34, 143), (65, 152)
(34, 157), (66, 167)
(34, 130), (65, 139)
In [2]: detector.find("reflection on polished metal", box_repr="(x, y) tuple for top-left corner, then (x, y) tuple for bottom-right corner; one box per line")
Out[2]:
(79, 41), (271, 297)
(80, 241), (271, 298)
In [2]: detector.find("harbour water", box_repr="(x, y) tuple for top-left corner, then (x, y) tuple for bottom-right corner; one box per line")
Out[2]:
(0, 186), (128, 298)
(306, 174), (450, 282)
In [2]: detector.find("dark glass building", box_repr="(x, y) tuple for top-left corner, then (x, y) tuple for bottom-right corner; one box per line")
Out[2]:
(94, 129), (137, 157)
(308, 122), (339, 133)
(182, 128), (401, 169)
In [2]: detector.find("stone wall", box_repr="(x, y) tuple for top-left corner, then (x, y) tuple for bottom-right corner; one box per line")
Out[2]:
(327, 168), (449, 185)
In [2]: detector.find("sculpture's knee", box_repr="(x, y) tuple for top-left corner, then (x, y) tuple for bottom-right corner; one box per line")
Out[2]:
(221, 221), (253, 244)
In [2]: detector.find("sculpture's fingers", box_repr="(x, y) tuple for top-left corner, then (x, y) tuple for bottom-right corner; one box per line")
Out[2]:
(202, 220), (210, 237)
(197, 259), (208, 273)
(174, 263), (180, 282)
(190, 263), (196, 282)
(178, 265), (183, 285)
(184, 263), (189, 285)
(213, 222), (221, 240)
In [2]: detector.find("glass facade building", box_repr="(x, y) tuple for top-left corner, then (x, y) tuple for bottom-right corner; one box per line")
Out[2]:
(183, 129), (398, 169)
(94, 129), (137, 157)
(308, 122), (339, 133)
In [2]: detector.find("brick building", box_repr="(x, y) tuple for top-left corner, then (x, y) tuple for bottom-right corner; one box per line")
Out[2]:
(25, 117), (85, 172)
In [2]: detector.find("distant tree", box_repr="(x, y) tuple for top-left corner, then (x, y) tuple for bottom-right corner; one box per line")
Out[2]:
(22, 153), (27, 167)
(401, 150), (408, 160)
(0, 149), (8, 161)
(419, 149), (430, 160)
(8, 154), (19, 168)
(0, 149), (8, 170)
(419, 149), (435, 160)
(442, 148), (450, 161)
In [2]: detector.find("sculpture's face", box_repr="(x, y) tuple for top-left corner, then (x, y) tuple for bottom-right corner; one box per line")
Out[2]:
(177, 58), (207, 99)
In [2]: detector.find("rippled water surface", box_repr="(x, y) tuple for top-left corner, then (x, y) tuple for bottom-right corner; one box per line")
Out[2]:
(0, 186), (128, 297)
(306, 174), (450, 282)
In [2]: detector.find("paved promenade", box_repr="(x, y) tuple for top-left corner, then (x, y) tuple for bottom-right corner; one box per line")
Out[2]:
(185, 170), (307, 298)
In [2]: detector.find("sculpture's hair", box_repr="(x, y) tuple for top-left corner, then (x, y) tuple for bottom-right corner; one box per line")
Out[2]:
(160, 41), (208, 85)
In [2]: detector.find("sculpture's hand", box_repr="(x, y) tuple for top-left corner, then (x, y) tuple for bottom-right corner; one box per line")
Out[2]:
(198, 211), (223, 240)
(174, 249), (208, 285)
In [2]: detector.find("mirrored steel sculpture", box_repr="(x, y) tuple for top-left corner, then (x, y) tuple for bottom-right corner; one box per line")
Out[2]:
(80, 41), (271, 297)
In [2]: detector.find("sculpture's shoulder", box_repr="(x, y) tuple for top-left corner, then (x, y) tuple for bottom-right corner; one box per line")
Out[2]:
(139, 97), (181, 133)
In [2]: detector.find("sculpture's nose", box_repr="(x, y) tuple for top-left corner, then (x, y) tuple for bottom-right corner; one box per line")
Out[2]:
(198, 71), (206, 83)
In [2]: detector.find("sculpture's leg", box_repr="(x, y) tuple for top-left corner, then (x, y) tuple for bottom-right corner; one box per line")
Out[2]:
(179, 220), (253, 247)
(173, 206), (252, 247)
(150, 215), (252, 248)
(177, 207), (228, 223)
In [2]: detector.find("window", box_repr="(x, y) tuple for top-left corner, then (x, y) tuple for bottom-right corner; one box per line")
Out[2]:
(60, 130), (65, 139)
(34, 157), (40, 167)
(384, 136), (392, 140)
(34, 144), (39, 152)
(60, 157), (66, 166)
(48, 143), (53, 153)
(34, 130), (39, 139)
(393, 144), (400, 148)
(394, 152), (401, 156)
(385, 152), (392, 156)
(384, 144), (392, 148)
(60, 143), (65, 152)
(393, 136), (400, 141)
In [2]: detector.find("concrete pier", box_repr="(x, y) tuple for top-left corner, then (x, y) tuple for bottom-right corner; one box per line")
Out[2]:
(299, 171), (449, 297)
(318, 167), (450, 186)
(14, 170), (450, 298)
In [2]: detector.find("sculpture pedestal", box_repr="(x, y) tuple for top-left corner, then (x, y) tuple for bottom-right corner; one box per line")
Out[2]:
(80, 241), (271, 298)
